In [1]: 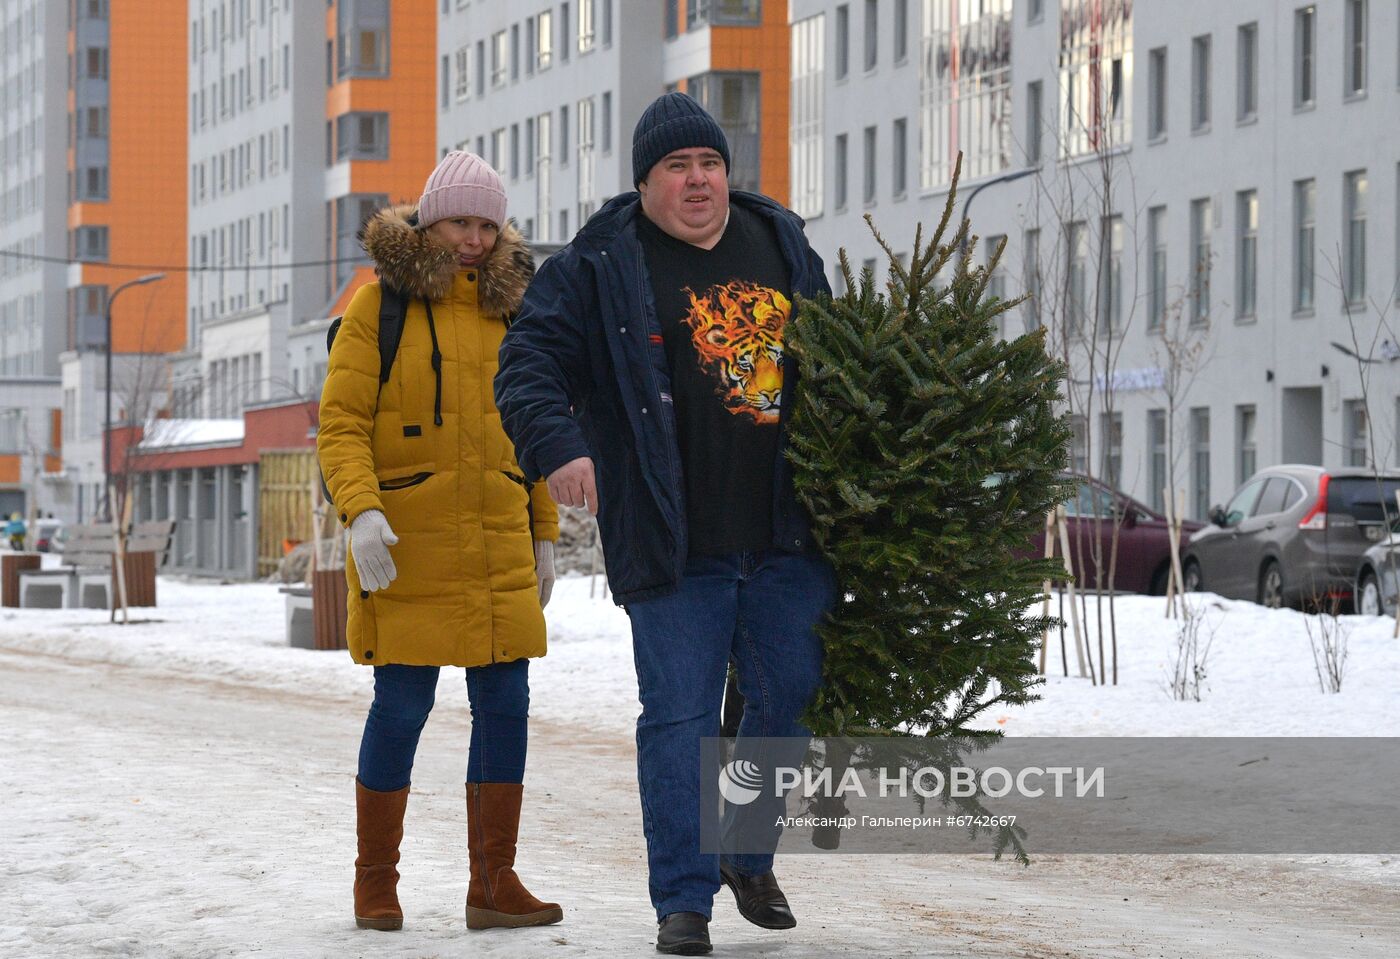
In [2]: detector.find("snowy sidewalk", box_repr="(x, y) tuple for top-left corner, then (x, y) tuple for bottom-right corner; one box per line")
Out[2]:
(3, 576), (1399, 957)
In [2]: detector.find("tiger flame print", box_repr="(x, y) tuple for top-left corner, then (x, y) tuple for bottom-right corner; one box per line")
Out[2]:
(681, 280), (791, 425)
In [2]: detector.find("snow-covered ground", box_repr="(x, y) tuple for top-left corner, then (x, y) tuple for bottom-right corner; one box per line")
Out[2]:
(3, 574), (1398, 957)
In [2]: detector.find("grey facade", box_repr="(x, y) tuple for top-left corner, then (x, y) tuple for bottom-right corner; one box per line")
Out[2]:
(793, 0), (1400, 519)
(438, 0), (661, 243)
(183, 0), (330, 420)
(0, 0), (70, 377)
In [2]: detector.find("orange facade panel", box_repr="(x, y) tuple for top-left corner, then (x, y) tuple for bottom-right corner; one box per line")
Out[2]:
(709, 2), (791, 207)
(0, 455), (19, 485)
(44, 455), (63, 475)
(326, 1), (438, 205)
(70, 6), (189, 357)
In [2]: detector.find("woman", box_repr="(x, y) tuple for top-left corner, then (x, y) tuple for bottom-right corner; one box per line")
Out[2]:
(317, 151), (562, 932)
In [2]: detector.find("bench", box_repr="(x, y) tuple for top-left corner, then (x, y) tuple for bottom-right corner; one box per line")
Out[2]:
(18, 520), (176, 610)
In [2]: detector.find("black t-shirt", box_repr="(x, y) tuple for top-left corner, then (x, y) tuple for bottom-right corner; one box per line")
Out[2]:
(637, 204), (793, 557)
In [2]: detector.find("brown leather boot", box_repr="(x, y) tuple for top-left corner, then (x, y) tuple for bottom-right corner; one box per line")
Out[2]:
(465, 782), (563, 929)
(354, 779), (408, 931)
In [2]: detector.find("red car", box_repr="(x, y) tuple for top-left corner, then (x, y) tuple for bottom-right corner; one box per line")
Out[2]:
(1028, 475), (1203, 595)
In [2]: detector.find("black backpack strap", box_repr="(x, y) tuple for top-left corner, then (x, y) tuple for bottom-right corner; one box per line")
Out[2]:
(377, 286), (408, 384)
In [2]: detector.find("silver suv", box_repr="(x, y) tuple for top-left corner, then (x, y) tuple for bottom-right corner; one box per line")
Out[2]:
(1182, 466), (1400, 608)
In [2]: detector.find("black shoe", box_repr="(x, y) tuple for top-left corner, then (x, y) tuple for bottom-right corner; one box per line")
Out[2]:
(656, 912), (712, 955)
(719, 862), (797, 930)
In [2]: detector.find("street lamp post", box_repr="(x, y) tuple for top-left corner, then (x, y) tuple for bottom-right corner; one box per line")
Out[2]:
(102, 272), (165, 520)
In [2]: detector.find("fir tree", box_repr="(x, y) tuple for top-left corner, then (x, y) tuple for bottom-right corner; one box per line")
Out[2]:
(787, 161), (1073, 740)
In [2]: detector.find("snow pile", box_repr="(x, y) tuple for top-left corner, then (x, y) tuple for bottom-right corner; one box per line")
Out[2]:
(1, 579), (1397, 738)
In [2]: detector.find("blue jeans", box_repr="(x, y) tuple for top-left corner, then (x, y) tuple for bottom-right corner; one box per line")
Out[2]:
(625, 549), (836, 920)
(357, 659), (530, 792)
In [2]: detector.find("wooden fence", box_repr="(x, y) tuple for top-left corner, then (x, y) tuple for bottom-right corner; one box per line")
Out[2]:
(257, 450), (318, 578)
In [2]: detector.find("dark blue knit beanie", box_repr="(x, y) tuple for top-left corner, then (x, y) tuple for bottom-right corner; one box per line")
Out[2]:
(631, 91), (731, 187)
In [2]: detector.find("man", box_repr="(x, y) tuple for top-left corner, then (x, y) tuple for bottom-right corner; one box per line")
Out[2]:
(496, 92), (835, 956)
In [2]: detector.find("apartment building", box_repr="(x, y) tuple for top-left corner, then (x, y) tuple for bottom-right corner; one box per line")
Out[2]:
(438, 0), (792, 242)
(181, 0), (436, 421)
(793, 0), (1400, 519)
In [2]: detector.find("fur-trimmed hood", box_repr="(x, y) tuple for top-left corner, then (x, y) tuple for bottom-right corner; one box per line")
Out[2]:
(358, 204), (535, 316)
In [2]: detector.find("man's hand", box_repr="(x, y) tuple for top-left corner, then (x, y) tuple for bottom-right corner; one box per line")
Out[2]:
(547, 457), (599, 515)
(349, 509), (399, 592)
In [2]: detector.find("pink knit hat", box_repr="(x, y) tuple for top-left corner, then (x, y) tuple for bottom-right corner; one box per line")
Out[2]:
(417, 151), (507, 228)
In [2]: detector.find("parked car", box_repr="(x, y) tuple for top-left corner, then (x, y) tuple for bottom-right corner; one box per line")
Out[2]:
(33, 518), (64, 553)
(1353, 523), (1400, 616)
(1182, 466), (1400, 608)
(1028, 474), (1201, 595)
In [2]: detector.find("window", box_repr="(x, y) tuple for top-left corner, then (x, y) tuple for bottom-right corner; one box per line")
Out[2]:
(578, 0), (596, 52)
(560, 3), (571, 62)
(1191, 35), (1211, 130)
(1100, 413), (1124, 489)
(1190, 408), (1211, 520)
(1237, 23), (1258, 121)
(601, 91), (612, 152)
(1029, 0), (1044, 22)
(602, 0), (613, 46)
(863, 0), (878, 72)
(559, 104), (569, 163)
(1148, 47), (1166, 138)
(690, 72), (762, 192)
(1148, 206), (1167, 331)
(511, 124), (521, 180)
(986, 235), (1007, 308)
(1190, 198), (1211, 324)
(83, 46), (109, 79)
(491, 128), (507, 174)
(834, 133), (848, 210)
(892, 117), (907, 198)
(1345, 400), (1369, 466)
(1236, 405), (1257, 483)
(336, 0), (389, 79)
(1067, 221), (1087, 334)
(687, 0), (762, 28)
(1099, 215), (1124, 334)
(862, 125), (877, 204)
(1149, 409), (1167, 514)
(335, 112), (388, 160)
(476, 39), (486, 95)
(1345, 0), (1367, 96)
(534, 11), (552, 70)
(1023, 228), (1041, 331)
(924, 0), (1014, 184)
(835, 5), (849, 81)
(1293, 178), (1316, 312)
(1236, 190), (1258, 319)
(511, 24), (520, 81)
(1294, 6), (1316, 107)
(333, 194), (386, 288)
(1344, 170), (1367, 305)
(1070, 415), (1088, 474)
(1057, 0), (1130, 158)
(790, 14), (825, 218)
(72, 225), (108, 261)
(492, 30), (509, 85)
(893, 0), (908, 62)
(1026, 80), (1043, 162)
(577, 97), (596, 214)
(454, 46), (470, 101)
(666, 0), (679, 39)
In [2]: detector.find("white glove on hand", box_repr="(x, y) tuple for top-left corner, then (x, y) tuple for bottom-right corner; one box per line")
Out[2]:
(350, 510), (399, 592)
(534, 540), (556, 609)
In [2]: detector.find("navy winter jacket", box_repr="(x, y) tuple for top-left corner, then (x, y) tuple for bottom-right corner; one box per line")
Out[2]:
(494, 190), (833, 605)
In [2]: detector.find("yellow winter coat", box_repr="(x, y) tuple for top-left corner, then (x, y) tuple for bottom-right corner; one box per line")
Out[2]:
(317, 205), (558, 667)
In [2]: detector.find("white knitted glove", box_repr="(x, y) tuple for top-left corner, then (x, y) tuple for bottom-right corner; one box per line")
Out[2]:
(534, 540), (556, 609)
(349, 510), (399, 592)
